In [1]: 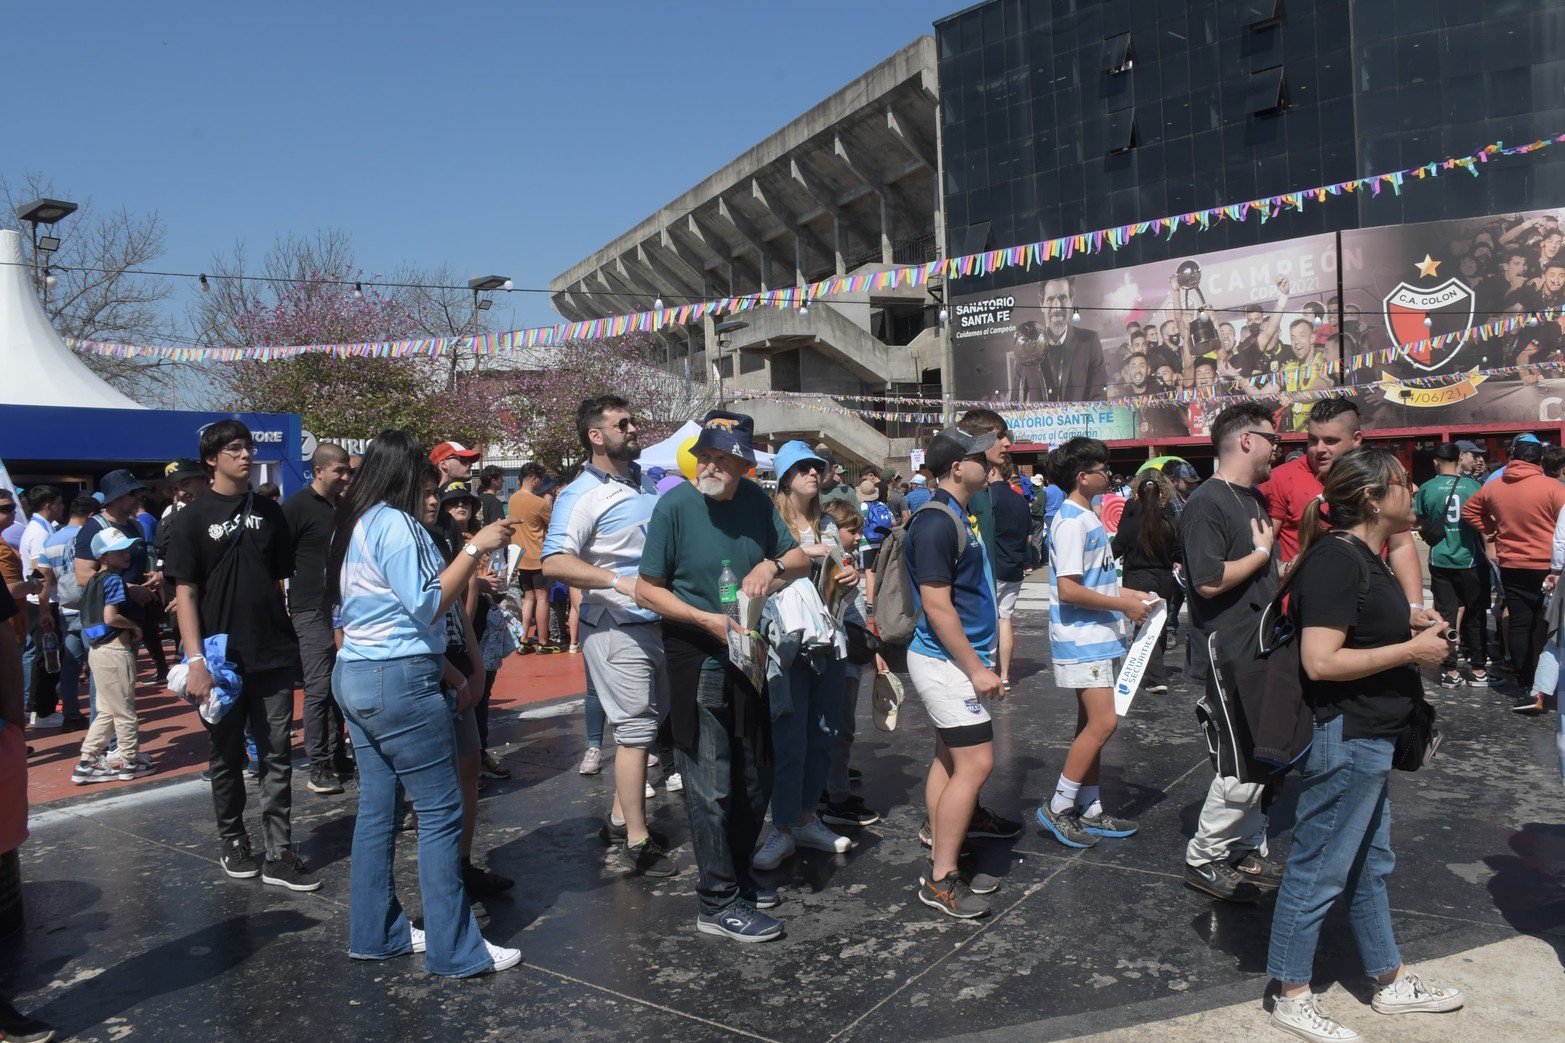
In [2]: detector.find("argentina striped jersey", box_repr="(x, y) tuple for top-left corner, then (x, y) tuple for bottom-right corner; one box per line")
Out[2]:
(1046, 499), (1125, 664)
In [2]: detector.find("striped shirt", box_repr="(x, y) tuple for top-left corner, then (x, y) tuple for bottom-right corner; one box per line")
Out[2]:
(337, 502), (448, 662)
(542, 464), (659, 626)
(1047, 499), (1125, 665)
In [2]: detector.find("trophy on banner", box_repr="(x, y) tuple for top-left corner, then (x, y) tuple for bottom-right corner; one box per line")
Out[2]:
(1175, 260), (1221, 354)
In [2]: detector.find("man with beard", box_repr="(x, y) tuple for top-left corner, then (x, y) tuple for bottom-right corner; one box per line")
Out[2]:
(1231, 278), (1292, 380)
(635, 410), (817, 941)
(1008, 277), (1107, 402)
(1122, 352), (1152, 396)
(542, 396), (676, 878)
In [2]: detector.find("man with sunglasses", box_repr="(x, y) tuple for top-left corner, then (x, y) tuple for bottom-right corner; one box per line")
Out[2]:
(543, 396), (676, 879)
(164, 419), (317, 892)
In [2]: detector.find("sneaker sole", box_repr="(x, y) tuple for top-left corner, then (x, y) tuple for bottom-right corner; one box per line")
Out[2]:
(965, 827), (1022, 840)
(307, 782), (345, 794)
(222, 863), (261, 880)
(820, 812), (881, 827)
(918, 872), (1001, 897)
(1034, 807), (1097, 849)
(1081, 823), (1138, 838)
(916, 888), (989, 919)
(793, 839), (853, 854)
(72, 774), (119, 785)
(1183, 873), (1261, 903)
(1370, 996), (1464, 1015)
(261, 874), (323, 892)
(488, 949), (523, 972)
(696, 918), (782, 943)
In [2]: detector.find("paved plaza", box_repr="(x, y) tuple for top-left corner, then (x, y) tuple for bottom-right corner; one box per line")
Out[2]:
(3, 612), (1562, 1042)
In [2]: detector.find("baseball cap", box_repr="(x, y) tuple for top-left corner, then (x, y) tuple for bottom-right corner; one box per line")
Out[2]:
(1030, 474), (1044, 486)
(924, 427), (997, 478)
(430, 441), (481, 465)
(910, 474), (927, 486)
(1455, 439), (1484, 454)
(1164, 461), (1200, 482)
(536, 475), (560, 496)
(91, 526), (141, 558)
(1512, 433), (1541, 447)
(164, 458), (206, 483)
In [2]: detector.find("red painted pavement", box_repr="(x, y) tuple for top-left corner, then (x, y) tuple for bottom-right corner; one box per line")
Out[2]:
(24, 647), (587, 806)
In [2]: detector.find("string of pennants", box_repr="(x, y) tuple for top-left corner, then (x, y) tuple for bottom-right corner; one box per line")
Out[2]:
(65, 132), (1565, 363)
(727, 303), (1565, 423)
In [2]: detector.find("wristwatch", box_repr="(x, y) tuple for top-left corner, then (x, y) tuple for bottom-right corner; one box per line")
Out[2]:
(462, 543), (480, 559)
(769, 556), (786, 575)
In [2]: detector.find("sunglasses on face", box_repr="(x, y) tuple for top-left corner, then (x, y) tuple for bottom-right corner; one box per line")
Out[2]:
(602, 417), (640, 433)
(1246, 429), (1283, 446)
(0, 503), (14, 513)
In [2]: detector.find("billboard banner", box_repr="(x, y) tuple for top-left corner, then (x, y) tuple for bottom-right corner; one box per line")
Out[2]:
(1341, 207), (1565, 427)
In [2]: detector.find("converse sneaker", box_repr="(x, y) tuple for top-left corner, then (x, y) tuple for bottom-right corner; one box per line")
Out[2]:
(1369, 971), (1464, 1015)
(696, 902), (783, 943)
(917, 868), (990, 919)
(664, 771), (684, 793)
(1270, 992), (1361, 1042)
(409, 925), (426, 953)
(578, 746), (604, 775)
(261, 850), (322, 892)
(221, 837), (261, 879)
(793, 818), (853, 853)
(751, 828), (796, 870)
(484, 941), (522, 972)
(71, 757), (117, 785)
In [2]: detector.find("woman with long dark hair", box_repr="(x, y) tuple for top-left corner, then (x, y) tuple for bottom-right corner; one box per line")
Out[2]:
(1266, 447), (1464, 1040)
(1112, 468), (1181, 694)
(326, 430), (518, 977)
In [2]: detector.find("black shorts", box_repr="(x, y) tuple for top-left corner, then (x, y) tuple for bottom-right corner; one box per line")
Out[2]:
(513, 568), (547, 591)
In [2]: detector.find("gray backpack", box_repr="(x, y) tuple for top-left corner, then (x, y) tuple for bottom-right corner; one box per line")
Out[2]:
(873, 500), (970, 646)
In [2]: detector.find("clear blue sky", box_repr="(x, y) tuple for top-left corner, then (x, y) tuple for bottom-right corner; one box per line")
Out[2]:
(2, 1), (956, 337)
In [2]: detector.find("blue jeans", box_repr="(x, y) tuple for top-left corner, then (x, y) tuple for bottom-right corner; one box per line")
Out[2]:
(1267, 716), (1401, 986)
(334, 654), (491, 977)
(769, 655), (845, 827)
(676, 666), (771, 916)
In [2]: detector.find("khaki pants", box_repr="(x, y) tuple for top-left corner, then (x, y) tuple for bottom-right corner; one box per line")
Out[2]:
(81, 641), (139, 764)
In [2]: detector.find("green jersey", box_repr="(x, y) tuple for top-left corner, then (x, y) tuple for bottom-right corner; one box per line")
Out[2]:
(1413, 473), (1483, 569)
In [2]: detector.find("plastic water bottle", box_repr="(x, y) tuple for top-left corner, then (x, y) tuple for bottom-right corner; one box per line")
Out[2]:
(42, 630), (60, 673)
(718, 560), (741, 624)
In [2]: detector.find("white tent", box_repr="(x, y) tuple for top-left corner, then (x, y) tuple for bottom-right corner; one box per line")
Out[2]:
(0, 228), (145, 409)
(639, 420), (776, 473)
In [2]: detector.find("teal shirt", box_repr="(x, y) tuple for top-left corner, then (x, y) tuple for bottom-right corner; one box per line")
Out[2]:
(640, 478), (798, 616)
(1413, 473), (1483, 569)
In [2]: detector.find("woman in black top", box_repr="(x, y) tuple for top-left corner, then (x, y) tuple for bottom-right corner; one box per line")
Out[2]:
(1264, 447), (1464, 1040)
(1111, 470), (1181, 693)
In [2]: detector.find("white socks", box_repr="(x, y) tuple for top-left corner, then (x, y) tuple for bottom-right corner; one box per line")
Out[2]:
(1049, 775), (1081, 815)
(1079, 785), (1102, 818)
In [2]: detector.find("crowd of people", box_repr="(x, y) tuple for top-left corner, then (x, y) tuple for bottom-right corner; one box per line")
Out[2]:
(7, 388), (1565, 1042)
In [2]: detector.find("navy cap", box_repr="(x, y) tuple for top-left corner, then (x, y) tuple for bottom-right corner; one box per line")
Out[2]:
(694, 410), (758, 465)
(1455, 440), (1484, 454)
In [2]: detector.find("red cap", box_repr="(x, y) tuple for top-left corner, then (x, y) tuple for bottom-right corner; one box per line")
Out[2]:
(430, 441), (481, 465)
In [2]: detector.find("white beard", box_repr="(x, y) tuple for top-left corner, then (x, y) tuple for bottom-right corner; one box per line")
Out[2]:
(697, 477), (726, 497)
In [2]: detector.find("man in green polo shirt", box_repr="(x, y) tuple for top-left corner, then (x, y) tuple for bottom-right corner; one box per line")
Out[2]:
(1414, 441), (1489, 689)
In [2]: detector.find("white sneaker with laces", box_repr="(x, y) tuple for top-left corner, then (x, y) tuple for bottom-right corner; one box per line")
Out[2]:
(578, 747), (603, 775)
(485, 940), (521, 972)
(644, 781), (656, 799)
(29, 712), (64, 729)
(1370, 971), (1465, 1015)
(751, 828), (796, 870)
(410, 926), (426, 953)
(793, 817), (853, 853)
(1270, 993), (1361, 1042)
(665, 771), (684, 793)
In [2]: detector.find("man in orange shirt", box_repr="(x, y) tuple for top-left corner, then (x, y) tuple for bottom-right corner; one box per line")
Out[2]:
(1462, 433), (1565, 696)
(1256, 398), (1428, 616)
(507, 464), (559, 651)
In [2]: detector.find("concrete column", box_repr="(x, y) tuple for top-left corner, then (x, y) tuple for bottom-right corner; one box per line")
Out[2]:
(880, 191), (894, 264)
(833, 212), (847, 275)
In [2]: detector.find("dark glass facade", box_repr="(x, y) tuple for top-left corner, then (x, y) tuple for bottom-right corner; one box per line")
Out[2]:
(936, 0), (1565, 287)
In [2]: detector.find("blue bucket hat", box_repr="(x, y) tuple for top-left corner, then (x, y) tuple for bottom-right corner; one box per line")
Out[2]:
(693, 410), (757, 465)
(772, 440), (828, 486)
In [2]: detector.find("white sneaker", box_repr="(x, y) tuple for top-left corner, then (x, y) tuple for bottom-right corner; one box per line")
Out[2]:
(485, 940), (521, 972)
(644, 781), (656, 799)
(751, 828), (796, 870)
(29, 712), (63, 729)
(410, 926), (426, 953)
(578, 746), (603, 775)
(1370, 971), (1465, 1015)
(665, 771), (684, 793)
(1270, 993), (1362, 1042)
(646, 752), (660, 769)
(793, 817), (853, 853)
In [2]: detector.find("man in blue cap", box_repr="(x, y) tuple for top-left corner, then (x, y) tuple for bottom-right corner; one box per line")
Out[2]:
(636, 409), (816, 943)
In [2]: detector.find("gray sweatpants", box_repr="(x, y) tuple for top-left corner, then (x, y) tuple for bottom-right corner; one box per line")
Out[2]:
(1185, 773), (1267, 866)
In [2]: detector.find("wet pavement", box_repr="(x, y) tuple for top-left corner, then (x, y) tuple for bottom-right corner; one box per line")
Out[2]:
(4, 617), (1562, 1041)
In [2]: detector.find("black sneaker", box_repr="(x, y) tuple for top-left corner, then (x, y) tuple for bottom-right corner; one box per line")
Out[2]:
(847, 767), (863, 783)
(919, 857), (1001, 896)
(613, 838), (677, 877)
(917, 869), (990, 919)
(332, 756), (357, 783)
(1184, 860), (1263, 902)
(696, 902), (782, 943)
(599, 818), (670, 849)
(463, 860), (515, 898)
(968, 804), (1022, 840)
(1034, 804), (1099, 849)
(1438, 670), (1465, 689)
(261, 851), (322, 892)
(0, 996), (56, 1043)
(307, 765), (344, 795)
(820, 796), (881, 827)
(221, 837), (260, 879)
(1230, 850), (1285, 889)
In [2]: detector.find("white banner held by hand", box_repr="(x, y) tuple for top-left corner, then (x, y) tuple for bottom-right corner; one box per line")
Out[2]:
(1114, 598), (1167, 716)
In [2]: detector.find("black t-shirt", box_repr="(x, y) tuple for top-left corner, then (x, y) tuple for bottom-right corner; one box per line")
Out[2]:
(163, 490), (298, 673)
(479, 492), (505, 528)
(281, 486), (336, 615)
(424, 521), (473, 676)
(1290, 533), (1422, 740)
(1179, 478), (1277, 638)
(1113, 498), (1182, 573)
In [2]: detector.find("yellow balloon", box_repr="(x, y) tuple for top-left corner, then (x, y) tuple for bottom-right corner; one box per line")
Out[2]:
(677, 436), (700, 480)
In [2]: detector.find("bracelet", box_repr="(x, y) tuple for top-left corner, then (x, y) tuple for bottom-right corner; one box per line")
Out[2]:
(1252, 546), (1271, 558)
(1410, 602), (1425, 612)
(187, 655), (206, 665)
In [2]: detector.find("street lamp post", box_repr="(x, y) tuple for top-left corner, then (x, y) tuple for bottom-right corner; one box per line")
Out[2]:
(713, 319), (749, 407)
(461, 274), (510, 390)
(15, 197), (77, 310)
